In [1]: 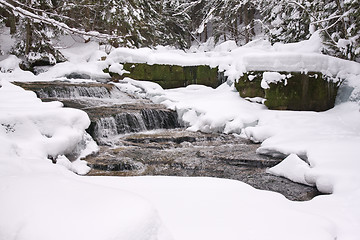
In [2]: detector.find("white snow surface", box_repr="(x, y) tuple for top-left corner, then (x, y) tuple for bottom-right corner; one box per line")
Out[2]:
(0, 80), (167, 240)
(1, 34), (360, 240)
(261, 71), (288, 89)
(267, 153), (314, 186)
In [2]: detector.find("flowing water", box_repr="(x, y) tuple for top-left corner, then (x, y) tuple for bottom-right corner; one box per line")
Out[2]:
(16, 81), (320, 201)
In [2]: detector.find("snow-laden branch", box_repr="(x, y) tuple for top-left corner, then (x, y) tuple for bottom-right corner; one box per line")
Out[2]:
(311, 14), (347, 25)
(173, 0), (201, 17)
(0, 0), (123, 40)
(287, 0), (338, 46)
(9, 0), (76, 23)
(196, 5), (218, 34)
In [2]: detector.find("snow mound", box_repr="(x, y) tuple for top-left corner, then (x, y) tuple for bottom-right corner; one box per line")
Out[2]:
(243, 52), (360, 79)
(0, 80), (168, 240)
(267, 154), (314, 186)
(0, 55), (21, 73)
(261, 72), (288, 89)
(0, 80), (93, 173)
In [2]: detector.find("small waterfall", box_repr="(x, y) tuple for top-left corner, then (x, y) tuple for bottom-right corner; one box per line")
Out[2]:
(15, 82), (180, 142)
(88, 109), (180, 141)
(36, 85), (113, 99)
(93, 117), (118, 138)
(141, 109), (178, 130)
(115, 112), (147, 134)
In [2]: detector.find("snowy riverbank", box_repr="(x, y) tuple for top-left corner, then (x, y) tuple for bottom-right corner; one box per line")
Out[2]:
(1, 36), (360, 239)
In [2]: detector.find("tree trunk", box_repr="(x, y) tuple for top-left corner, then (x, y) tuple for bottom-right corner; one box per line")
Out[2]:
(25, 19), (32, 54)
(243, 2), (250, 43)
(9, 14), (16, 34)
(334, 0), (347, 38)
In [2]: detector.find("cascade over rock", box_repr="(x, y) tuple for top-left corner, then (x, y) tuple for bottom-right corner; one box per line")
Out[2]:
(14, 82), (180, 143)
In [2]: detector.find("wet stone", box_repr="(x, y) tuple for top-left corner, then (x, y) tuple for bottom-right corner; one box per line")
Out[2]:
(85, 129), (321, 201)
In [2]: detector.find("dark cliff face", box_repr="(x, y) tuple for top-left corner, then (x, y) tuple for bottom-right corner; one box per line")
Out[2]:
(235, 71), (340, 111)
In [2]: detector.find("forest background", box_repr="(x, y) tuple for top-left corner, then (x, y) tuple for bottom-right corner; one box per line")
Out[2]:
(0, 0), (359, 70)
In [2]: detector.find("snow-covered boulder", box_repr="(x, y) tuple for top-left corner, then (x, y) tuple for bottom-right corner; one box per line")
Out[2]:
(235, 71), (340, 111)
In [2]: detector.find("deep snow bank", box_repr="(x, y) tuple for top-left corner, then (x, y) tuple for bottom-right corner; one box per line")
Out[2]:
(0, 80), (168, 240)
(0, 80), (92, 174)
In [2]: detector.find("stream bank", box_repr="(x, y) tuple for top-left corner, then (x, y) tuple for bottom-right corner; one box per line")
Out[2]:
(15, 81), (321, 201)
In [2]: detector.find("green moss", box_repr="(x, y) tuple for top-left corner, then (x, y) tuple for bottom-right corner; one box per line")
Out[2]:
(235, 71), (339, 111)
(122, 63), (150, 80)
(195, 65), (219, 88)
(235, 71), (265, 98)
(108, 63), (220, 89)
(183, 66), (196, 85)
(265, 72), (339, 111)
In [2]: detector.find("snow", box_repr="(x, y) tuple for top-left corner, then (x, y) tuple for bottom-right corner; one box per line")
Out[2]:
(82, 176), (337, 240)
(0, 55), (21, 73)
(103, 31), (360, 86)
(108, 62), (130, 75)
(1, 34), (360, 240)
(0, 173), (165, 240)
(0, 41), (110, 82)
(0, 26), (15, 61)
(1, 31), (359, 86)
(0, 80), (167, 240)
(115, 78), (360, 239)
(261, 71), (288, 89)
(267, 153), (314, 186)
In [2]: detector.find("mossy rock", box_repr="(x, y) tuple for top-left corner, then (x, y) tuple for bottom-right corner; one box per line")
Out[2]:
(235, 71), (340, 111)
(235, 72), (265, 98)
(107, 63), (220, 89)
(195, 65), (219, 87)
(265, 72), (339, 111)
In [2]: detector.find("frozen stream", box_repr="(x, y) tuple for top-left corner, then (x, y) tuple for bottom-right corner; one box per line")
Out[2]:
(15, 81), (320, 201)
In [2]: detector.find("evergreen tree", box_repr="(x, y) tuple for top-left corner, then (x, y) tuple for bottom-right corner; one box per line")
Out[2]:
(211, 0), (258, 44)
(184, 0), (260, 45)
(1, 0), (66, 69)
(319, 0), (360, 61)
(259, 0), (313, 44)
(1, 0), (359, 63)
(58, 0), (191, 48)
(154, 0), (192, 48)
(259, 0), (359, 61)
